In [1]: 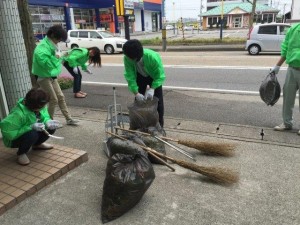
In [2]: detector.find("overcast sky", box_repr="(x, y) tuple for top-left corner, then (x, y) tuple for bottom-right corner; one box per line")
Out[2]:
(164, 0), (292, 21)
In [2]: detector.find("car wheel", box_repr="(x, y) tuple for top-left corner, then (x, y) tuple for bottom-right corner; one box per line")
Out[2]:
(248, 44), (260, 55)
(71, 44), (79, 49)
(104, 44), (114, 54)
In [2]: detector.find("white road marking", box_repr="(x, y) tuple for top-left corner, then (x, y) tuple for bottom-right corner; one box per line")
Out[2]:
(82, 81), (260, 95)
(103, 63), (288, 70)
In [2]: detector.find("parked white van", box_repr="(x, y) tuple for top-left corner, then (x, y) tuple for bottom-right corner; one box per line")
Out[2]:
(66, 30), (127, 54)
(245, 23), (291, 55)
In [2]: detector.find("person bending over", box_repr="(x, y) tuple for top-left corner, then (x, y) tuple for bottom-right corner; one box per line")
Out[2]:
(122, 39), (166, 127)
(63, 47), (101, 98)
(32, 25), (79, 125)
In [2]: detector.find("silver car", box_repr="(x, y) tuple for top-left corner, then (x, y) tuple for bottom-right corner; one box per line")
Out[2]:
(245, 23), (291, 55)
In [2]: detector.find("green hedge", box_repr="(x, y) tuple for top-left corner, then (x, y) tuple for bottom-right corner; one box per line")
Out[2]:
(58, 75), (73, 90)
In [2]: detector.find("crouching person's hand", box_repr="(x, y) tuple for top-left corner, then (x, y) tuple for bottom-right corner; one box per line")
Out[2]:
(31, 123), (45, 131)
(46, 120), (61, 130)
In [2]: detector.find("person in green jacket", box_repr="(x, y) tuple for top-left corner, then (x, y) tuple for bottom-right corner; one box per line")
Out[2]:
(63, 47), (101, 98)
(0, 89), (61, 165)
(32, 25), (79, 125)
(122, 39), (166, 127)
(271, 23), (300, 134)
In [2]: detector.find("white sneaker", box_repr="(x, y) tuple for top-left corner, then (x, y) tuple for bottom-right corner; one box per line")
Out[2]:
(274, 123), (292, 131)
(66, 118), (79, 125)
(297, 130), (300, 136)
(18, 154), (30, 165)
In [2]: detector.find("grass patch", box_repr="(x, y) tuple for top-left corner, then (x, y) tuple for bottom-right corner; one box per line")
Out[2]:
(140, 37), (246, 46)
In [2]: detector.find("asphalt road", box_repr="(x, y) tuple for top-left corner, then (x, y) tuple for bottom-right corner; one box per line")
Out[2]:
(61, 51), (292, 129)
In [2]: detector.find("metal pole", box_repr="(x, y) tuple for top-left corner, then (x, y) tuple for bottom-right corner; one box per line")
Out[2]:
(220, 0), (224, 40)
(124, 15), (130, 40)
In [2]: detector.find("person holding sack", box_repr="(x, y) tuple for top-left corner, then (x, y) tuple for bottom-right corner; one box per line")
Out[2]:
(122, 39), (166, 127)
(62, 47), (101, 98)
(270, 23), (300, 134)
(0, 89), (61, 165)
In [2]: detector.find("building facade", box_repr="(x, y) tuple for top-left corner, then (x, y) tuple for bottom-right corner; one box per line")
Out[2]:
(201, 2), (279, 29)
(287, 0), (300, 23)
(28, 0), (163, 39)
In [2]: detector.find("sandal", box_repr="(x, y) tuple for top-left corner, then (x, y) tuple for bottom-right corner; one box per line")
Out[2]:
(74, 93), (86, 98)
(80, 91), (87, 96)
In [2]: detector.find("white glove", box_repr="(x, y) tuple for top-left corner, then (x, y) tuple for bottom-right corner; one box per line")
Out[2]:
(270, 65), (280, 74)
(144, 88), (154, 100)
(84, 69), (92, 74)
(135, 93), (145, 102)
(31, 122), (45, 131)
(73, 67), (79, 74)
(46, 120), (61, 130)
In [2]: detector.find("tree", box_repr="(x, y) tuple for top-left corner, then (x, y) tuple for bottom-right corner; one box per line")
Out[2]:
(248, 0), (257, 29)
(17, 0), (39, 88)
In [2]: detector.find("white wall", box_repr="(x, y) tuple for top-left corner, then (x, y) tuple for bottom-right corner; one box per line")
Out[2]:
(144, 11), (153, 32)
(134, 10), (142, 31)
(291, 0), (300, 20)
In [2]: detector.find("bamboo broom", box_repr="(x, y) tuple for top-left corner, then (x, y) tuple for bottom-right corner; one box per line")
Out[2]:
(115, 127), (236, 157)
(108, 131), (239, 185)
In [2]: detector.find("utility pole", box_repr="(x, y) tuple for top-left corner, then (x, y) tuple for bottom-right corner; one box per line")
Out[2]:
(220, 0), (224, 40)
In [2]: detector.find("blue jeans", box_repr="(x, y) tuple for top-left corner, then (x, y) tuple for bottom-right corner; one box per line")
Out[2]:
(64, 61), (82, 93)
(11, 129), (55, 155)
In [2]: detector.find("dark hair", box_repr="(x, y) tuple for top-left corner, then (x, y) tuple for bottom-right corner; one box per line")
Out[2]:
(24, 89), (50, 111)
(122, 39), (143, 61)
(46, 25), (68, 42)
(88, 47), (101, 67)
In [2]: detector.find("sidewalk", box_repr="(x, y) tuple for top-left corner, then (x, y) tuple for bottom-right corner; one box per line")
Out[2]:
(1, 106), (300, 225)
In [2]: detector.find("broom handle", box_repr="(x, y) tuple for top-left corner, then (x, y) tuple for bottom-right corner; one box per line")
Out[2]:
(114, 126), (179, 142)
(106, 132), (175, 172)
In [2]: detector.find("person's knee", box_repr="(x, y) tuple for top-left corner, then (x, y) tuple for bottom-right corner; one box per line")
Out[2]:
(49, 96), (58, 105)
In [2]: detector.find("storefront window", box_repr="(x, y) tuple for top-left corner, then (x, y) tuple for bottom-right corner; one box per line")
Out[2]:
(73, 9), (95, 29)
(29, 5), (66, 39)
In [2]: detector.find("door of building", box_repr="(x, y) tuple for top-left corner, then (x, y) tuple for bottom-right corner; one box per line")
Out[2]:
(232, 16), (242, 28)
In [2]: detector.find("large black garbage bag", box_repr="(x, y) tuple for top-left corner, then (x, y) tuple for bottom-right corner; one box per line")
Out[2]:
(106, 137), (146, 157)
(259, 72), (281, 106)
(128, 97), (162, 131)
(101, 151), (155, 223)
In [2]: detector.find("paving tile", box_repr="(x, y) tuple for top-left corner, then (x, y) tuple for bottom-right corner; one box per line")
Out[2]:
(0, 143), (88, 216)
(0, 203), (6, 216)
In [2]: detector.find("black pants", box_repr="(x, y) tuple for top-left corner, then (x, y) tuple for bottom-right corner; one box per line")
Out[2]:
(11, 129), (55, 155)
(136, 72), (164, 127)
(63, 61), (82, 93)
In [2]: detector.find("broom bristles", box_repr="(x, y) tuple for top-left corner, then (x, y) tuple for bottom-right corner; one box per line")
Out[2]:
(178, 140), (236, 156)
(153, 152), (239, 184)
(175, 159), (239, 184)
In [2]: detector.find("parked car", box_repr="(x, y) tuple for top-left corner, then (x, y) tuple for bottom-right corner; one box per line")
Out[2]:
(66, 30), (127, 54)
(165, 24), (174, 30)
(183, 25), (194, 31)
(245, 23), (291, 55)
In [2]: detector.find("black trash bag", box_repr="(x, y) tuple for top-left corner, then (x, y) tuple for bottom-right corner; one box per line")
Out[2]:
(128, 97), (162, 131)
(125, 132), (167, 165)
(106, 137), (146, 157)
(101, 151), (155, 223)
(259, 72), (281, 106)
(141, 135), (166, 164)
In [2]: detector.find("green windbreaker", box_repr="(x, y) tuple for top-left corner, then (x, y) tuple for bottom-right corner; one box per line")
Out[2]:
(0, 99), (51, 147)
(123, 48), (166, 93)
(63, 48), (89, 71)
(32, 36), (63, 77)
(281, 23), (300, 67)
